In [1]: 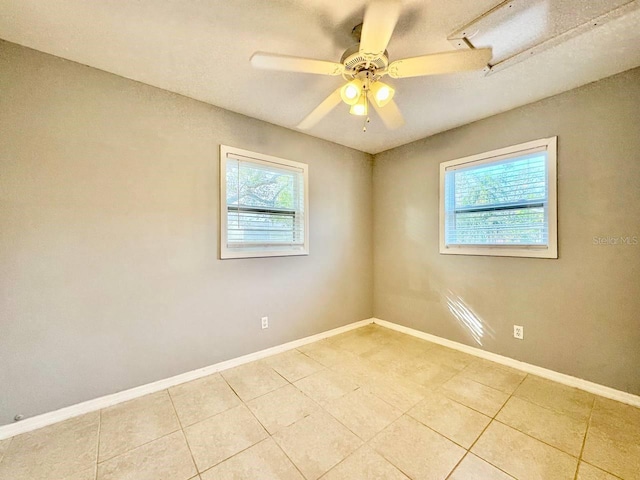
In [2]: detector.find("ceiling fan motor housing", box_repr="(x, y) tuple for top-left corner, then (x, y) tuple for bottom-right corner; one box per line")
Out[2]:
(340, 44), (389, 83)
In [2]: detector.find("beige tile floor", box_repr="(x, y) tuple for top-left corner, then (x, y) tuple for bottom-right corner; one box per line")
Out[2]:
(0, 324), (638, 480)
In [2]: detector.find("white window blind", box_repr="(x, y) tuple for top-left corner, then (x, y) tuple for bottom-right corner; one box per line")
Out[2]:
(220, 146), (309, 259)
(445, 150), (548, 246)
(439, 137), (557, 258)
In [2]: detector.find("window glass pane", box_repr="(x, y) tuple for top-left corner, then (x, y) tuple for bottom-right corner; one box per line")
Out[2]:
(226, 159), (304, 246)
(226, 160), (298, 210)
(453, 153), (547, 208)
(227, 210), (297, 243)
(452, 207), (546, 245)
(445, 152), (548, 246)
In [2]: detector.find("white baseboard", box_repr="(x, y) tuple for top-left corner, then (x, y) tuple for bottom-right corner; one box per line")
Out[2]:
(4, 316), (637, 440)
(373, 318), (640, 408)
(0, 318), (374, 440)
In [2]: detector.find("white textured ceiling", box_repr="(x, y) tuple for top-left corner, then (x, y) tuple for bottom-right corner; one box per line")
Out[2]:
(1, 0), (639, 154)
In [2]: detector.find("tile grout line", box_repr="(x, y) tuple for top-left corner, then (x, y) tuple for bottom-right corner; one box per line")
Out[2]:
(295, 347), (330, 366)
(456, 363), (528, 393)
(474, 370), (603, 474)
(185, 375), (284, 476)
(337, 352), (505, 479)
(171, 374), (258, 430)
(439, 371), (599, 462)
(363, 411), (467, 480)
(292, 378), (364, 434)
(317, 387), (386, 444)
(318, 440), (411, 480)
(220, 368), (299, 407)
(488, 416), (587, 460)
(492, 372), (598, 461)
(96, 391), (187, 466)
(94, 409), (102, 480)
(244, 384), (322, 437)
(177, 401), (241, 430)
(215, 371), (307, 476)
(219, 372), (244, 399)
(507, 391), (591, 422)
(509, 392), (594, 423)
(264, 363), (295, 387)
(97, 424), (182, 465)
(271, 368), (324, 388)
(360, 420), (414, 480)
(573, 396), (596, 480)
(196, 439), (269, 477)
(314, 448), (355, 479)
(472, 368), (590, 474)
(438, 379), (509, 414)
(238, 341), (408, 478)
(577, 460), (624, 480)
(443, 373), (528, 480)
(267, 435), (309, 480)
(218, 373), (309, 480)
(314, 329), (573, 478)
(166, 388), (200, 477)
(375, 321), (640, 414)
(319, 386), (411, 480)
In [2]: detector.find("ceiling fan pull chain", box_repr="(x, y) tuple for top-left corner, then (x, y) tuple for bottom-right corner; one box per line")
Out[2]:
(363, 116), (370, 133)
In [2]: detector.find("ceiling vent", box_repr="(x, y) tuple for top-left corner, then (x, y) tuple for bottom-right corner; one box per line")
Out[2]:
(448, 0), (639, 75)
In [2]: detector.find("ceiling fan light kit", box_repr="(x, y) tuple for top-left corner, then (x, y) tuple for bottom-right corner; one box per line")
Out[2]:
(370, 81), (395, 108)
(350, 94), (368, 116)
(340, 79), (363, 106)
(250, 0), (493, 131)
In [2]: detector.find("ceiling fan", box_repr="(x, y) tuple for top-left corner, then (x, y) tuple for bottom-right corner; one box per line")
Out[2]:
(250, 0), (492, 131)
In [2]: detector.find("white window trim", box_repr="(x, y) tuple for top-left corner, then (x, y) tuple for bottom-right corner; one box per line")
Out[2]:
(439, 137), (558, 259)
(220, 145), (309, 259)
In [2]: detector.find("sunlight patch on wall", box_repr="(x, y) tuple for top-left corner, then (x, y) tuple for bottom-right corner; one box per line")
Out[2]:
(445, 291), (486, 346)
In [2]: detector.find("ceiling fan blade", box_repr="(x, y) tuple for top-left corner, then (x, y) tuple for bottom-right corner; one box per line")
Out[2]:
(251, 52), (344, 76)
(297, 86), (343, 130)
(388, 48), (493, 79)
(368, 94), (405, 130)
(359, 0), (401, 57)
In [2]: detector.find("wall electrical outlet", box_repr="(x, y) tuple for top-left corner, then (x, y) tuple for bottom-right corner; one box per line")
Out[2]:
(261, 316), (269, 329)
(513, 325), (524, 340)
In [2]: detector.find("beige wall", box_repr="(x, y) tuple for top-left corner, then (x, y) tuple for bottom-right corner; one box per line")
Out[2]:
(373, 67), (640, 395)
(0, 41), (373, 425)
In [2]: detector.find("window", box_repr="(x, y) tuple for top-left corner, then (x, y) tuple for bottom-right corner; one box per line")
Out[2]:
(220, 145), (309, 259)
(440, 137), (557, 258)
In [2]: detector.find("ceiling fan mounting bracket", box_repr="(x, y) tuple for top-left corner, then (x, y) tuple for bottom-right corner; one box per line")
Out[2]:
(350, 23), (363, 43)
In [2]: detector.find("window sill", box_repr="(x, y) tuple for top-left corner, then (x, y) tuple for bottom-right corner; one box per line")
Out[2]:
(220, 247), (309, 260)
(440, 245), (557, 259)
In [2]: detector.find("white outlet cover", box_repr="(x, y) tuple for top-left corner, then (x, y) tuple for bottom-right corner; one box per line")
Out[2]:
(514, 325), (524, 339)
(261, 316), (269, 329)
